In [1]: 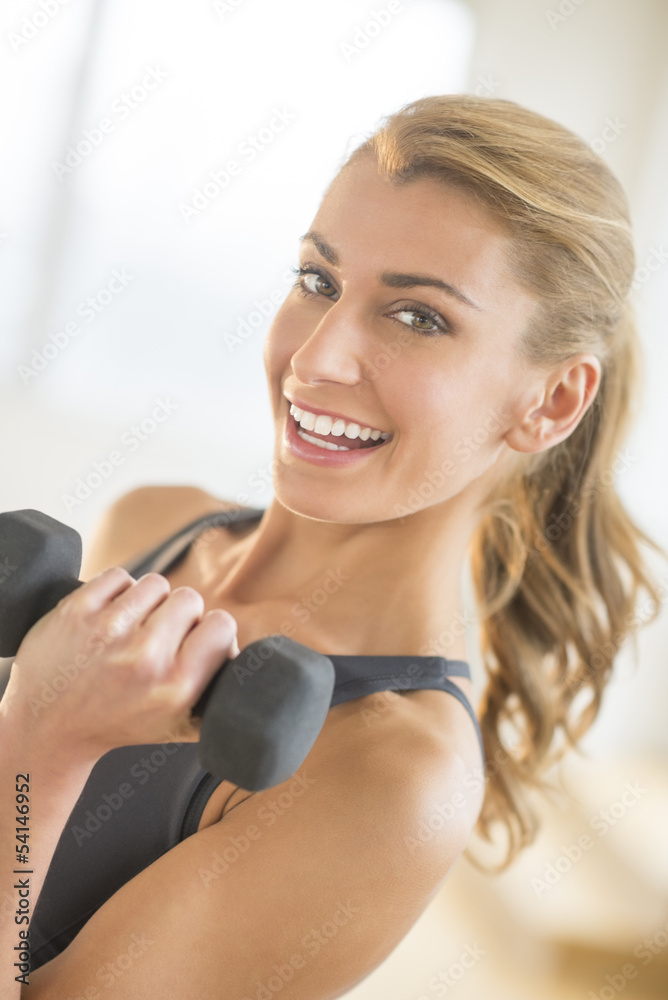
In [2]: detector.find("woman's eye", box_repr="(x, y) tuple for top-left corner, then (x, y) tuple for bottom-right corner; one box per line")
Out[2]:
(392, 309), (441, 334)
(300, 270), (337, 298)
(291, 265), (451, 337)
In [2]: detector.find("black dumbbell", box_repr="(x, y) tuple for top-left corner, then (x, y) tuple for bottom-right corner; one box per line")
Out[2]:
(0, 509), (336, 791)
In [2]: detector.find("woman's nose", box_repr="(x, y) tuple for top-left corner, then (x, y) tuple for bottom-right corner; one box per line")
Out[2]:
(289, 302), (371, 389)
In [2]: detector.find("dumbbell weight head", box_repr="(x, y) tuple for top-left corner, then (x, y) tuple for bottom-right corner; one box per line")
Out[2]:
(0, 510), (83, 657)
(194, 636), (336, 790)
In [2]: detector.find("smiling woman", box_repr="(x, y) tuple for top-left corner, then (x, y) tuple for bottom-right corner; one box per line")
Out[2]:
(1, 94), (666, 999)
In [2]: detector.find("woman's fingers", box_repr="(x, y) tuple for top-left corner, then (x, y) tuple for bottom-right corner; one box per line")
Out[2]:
(63, 568), (171, 629)
(14, 564), (241, 753)
(172, 608), (239, 706)
(101, 576), (239, 706)
(135, 584), (207, 664)
(70, 565), (138, 613)
(105, 572), (172, 628)
(66, 572), (172, 657)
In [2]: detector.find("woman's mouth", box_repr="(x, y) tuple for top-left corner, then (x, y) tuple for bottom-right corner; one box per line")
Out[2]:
(294, 420), (384, 451)
(288, 403), (392, 451)
(283, 401), (393, 466)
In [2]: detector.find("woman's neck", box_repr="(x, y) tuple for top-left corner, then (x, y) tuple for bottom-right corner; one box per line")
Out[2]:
(194, 497), (478, 659)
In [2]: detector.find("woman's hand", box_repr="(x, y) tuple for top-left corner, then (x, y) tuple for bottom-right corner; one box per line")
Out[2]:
(1, 567), (238, 769)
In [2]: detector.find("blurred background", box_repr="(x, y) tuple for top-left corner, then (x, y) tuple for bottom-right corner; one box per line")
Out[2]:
(1, 0), (667, 996)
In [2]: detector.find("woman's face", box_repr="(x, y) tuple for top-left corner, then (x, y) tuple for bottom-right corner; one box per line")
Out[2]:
(263, 154), (540, 524)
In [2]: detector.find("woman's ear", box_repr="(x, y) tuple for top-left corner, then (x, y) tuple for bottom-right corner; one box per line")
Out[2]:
(504, 353), (602, 455)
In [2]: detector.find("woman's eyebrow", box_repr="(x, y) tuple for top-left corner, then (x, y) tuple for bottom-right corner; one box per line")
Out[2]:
(298, 230), (482, 311)
(380, 271), (482, 311)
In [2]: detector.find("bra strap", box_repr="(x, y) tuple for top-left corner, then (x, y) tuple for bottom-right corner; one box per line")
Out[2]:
(123, 507), (265, 577)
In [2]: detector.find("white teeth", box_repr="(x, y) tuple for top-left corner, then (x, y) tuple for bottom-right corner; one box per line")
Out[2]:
(313, 414), (331, 435)
(289, 403), (391, 443)
(298, 410), (316, 431)
(297, 429), (351, 451)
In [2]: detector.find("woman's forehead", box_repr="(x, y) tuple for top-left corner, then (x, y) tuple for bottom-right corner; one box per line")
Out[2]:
(306, 159), (525, 314)
(314, 157), (508, 250)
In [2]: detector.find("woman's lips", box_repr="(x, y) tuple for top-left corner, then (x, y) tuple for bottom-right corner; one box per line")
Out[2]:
(292, 413), (380, 450)
(286, 395), (391, 439)
(283, 405), (392, 466)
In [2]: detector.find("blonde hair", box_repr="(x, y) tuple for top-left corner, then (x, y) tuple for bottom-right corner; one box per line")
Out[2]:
(343, 95), (667, 870)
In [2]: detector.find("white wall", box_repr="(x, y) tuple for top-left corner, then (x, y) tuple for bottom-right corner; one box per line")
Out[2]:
(0, 0), (474, 532)
(1, 0), (667, 757)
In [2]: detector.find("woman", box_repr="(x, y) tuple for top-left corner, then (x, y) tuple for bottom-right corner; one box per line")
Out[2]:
(1, 95), (664, 998)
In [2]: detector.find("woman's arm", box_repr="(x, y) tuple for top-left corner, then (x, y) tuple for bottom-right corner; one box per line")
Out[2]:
(22, 702), (482, 999)
(1, 483), (214, 964)
(0, 563), (238, 998)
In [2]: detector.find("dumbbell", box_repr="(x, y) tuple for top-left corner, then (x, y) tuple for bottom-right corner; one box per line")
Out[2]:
(0, 509), (336, 791)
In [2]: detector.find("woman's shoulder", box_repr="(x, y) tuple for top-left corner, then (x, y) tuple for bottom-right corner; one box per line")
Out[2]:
(80, 484), (248, 579)
(222, 688), (484, 873)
